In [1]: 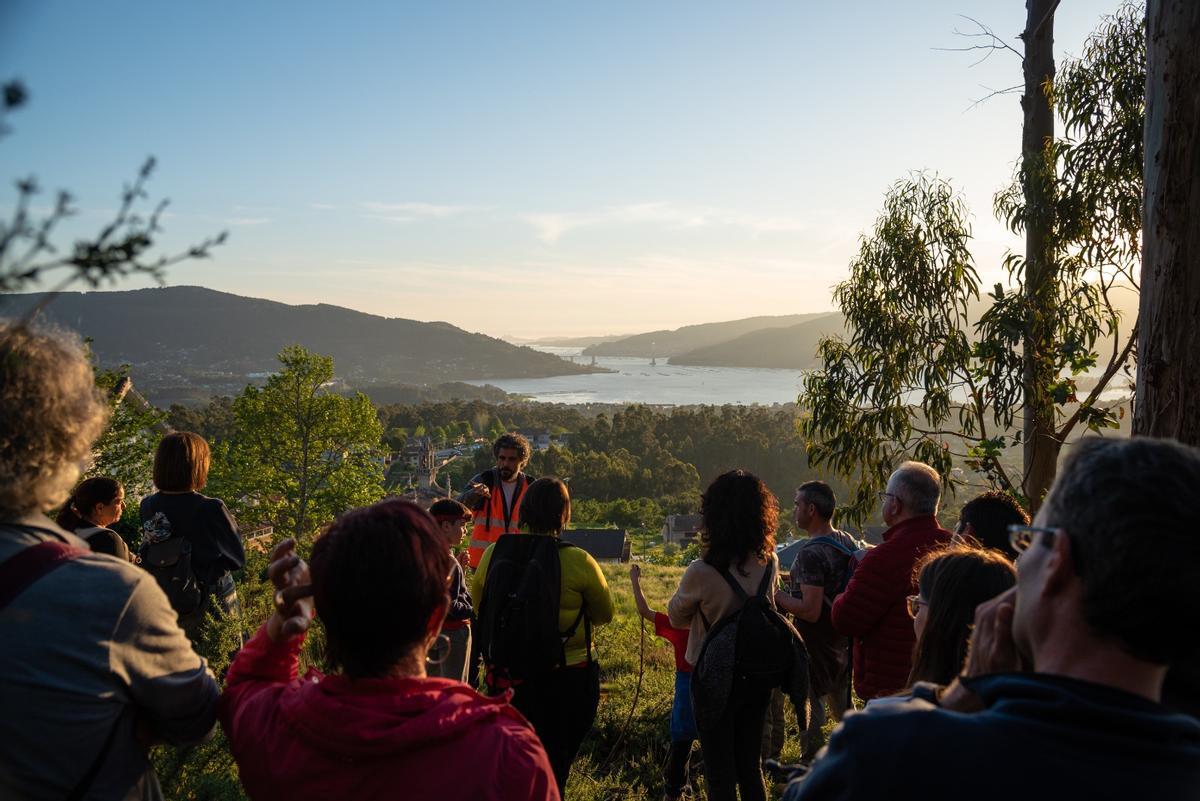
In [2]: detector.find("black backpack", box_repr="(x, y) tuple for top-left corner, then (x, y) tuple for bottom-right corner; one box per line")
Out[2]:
(139, 512), (203, 616)
(691, 566), (810, 731)
(477, 534), (589, 682)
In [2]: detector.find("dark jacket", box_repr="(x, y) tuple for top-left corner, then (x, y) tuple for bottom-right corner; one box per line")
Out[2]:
(830, 515), (951, 699)
(139, 492), (245, 587)
(220, 625), (559, 801)
(446, 560), (473, 625)
(785, 673), (1200, 801)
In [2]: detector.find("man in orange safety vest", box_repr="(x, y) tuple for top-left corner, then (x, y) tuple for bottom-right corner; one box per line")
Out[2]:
(459, 432), (536, 570)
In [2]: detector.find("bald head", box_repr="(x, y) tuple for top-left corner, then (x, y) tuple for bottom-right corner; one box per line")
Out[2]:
(885, 461), (942, 521)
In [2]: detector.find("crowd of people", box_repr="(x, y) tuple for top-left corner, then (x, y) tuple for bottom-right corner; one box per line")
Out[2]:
(2, 320), (1198, 801)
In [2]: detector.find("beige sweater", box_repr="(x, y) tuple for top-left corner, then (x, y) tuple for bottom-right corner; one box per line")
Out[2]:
(668, 552), (780, 666)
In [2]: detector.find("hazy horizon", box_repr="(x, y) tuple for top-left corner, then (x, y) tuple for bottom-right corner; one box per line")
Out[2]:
(2, 1), (1120, 337)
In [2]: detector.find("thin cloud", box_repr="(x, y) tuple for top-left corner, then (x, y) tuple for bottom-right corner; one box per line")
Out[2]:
(360, 201), (478, 219)
(310, 203), (337, 210)
(226, 216), (272, 226)
(520, 202), (811, 243)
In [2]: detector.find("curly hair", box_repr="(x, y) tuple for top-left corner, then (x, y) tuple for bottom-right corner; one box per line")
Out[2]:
(0, 322), (110, 518)
(907, 544), (1016, 686)
(492, 432), (532, 463)
(310, 498), (453, 678)
(700, 469), (778, 575)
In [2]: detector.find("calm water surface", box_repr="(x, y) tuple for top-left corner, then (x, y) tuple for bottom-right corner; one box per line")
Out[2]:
(467, 348), (804, 405)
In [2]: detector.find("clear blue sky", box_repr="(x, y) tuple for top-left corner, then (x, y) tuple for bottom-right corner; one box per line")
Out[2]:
(2, 0), (1121, 337)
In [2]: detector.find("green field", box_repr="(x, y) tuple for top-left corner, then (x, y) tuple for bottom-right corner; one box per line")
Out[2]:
(152, 557), (814, 801)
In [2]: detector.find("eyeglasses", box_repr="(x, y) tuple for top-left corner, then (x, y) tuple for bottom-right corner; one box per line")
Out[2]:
(906, 594), (927, 617)
(877, 491), (897, 502)
(1008, 524), (1058, 554)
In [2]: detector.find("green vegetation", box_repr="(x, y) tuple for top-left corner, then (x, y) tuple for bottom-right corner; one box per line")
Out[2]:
(800, 2), (1144, 521)
(209, 346), (386, 539)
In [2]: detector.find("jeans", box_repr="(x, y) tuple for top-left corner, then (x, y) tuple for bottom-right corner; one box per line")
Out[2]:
(664, 739), (695, 798)
(697, 678), (771, 801)
(429, 626), (471, 683)
(801, 669), (851, 761)
(510, 662), (601, 794)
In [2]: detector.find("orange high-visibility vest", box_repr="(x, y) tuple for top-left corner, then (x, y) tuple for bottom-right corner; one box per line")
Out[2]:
(466, 472), (532, 569)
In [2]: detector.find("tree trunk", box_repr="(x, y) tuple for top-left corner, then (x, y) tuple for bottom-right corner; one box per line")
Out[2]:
(1021, 0), (1060, 511)
(1135, 0), (1200, 444)
(1138, 0), (1200, 723)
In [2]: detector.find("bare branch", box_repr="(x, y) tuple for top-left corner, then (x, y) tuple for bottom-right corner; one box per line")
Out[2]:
(934, 15), (1023, 66)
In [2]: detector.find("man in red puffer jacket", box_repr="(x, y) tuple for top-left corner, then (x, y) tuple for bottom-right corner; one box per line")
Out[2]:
(831, 461), (952, 700)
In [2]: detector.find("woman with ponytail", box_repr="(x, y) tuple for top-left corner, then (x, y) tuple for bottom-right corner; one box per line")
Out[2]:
(55, 476), (135, 562)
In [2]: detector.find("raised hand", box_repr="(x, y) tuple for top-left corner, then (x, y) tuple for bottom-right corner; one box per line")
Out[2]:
(266, 538), (314, 642)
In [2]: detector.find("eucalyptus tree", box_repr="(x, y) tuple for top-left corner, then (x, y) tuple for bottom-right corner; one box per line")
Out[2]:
(1135, 0), (1200, 444)
(801, 3), (1145, 522)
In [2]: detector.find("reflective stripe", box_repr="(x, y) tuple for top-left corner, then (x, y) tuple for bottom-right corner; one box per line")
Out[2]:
(468, 537), (494, 551)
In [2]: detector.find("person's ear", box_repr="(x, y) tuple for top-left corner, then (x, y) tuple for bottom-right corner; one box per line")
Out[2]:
(1042, 528), (1076, 595)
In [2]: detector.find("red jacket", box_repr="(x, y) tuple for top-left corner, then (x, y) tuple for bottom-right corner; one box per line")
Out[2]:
(219, 625), (559, 801)
(831, 515), (952, 700)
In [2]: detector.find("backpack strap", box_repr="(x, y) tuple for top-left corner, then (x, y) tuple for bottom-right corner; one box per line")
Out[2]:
(718, 568), (749, 601)
(0, 540), (89, 611)
(807, 536), (855, 558)
(755, 564), (775, 599)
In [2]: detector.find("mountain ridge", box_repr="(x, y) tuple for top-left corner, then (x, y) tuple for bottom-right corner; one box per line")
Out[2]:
(0, 286), (600, 405)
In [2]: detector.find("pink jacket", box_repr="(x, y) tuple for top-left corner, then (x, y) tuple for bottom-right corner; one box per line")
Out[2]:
(219, 625), (559, 801)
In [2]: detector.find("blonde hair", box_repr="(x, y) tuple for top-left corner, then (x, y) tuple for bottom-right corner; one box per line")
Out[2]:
(0, 322), (110, 517)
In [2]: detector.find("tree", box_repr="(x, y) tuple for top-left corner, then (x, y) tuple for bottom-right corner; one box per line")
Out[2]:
(1134, 0), (1200, 442)
(212, 346), (385, 538)
(801, 4), (1145, 522)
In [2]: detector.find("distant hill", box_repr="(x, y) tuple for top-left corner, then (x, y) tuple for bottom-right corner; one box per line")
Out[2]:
(582, 313), (830, 358)
(522, 335), (622, 348)
(670, 313), (847, 369)
(0, 287), (599, 405)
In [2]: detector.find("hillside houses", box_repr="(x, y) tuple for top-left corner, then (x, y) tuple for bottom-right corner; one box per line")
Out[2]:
(662, 513), (702, 546)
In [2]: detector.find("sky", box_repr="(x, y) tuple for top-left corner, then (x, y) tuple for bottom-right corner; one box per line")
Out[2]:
(2, 0), (1123, 338)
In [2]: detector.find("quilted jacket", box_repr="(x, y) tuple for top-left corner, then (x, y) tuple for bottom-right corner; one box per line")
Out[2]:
(830, 516), (951, 699)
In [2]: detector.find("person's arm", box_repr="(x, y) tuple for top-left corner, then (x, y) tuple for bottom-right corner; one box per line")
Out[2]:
(471, 543), (494, 615)
(209, 499), (246, 574)
(830, 547), (894, 637)
(447, 561), (473, 621)
(629, 563), (657, 623)
(579, 552), (614, 625)
(667, 563), (702, 629)
(110, 574), (219, 746)
(456, 472), (491, 509)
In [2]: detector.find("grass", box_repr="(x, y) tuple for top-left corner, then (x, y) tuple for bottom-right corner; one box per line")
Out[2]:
(154, 551), (818, 801)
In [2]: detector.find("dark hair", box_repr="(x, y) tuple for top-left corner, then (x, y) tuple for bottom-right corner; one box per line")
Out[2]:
(519, 477), (571, 534)
(701, 469), (778, 575)
(429, 498), (471, 521)
(797, 480), (836, 520)
(958, 491), (1029, 560)
(1039, 437), (1200, 664)
(492, 432), (532, 463)
(153, 432), (211, 492)
(55, 476), (122, 532)
(907, 544), (1016, 686)
(310, 499), (453, 679)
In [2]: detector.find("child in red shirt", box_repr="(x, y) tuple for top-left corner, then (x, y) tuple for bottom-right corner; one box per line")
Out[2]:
(630, 563), (696, 801)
